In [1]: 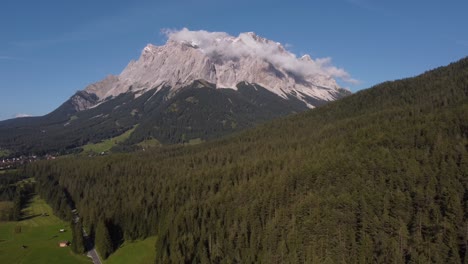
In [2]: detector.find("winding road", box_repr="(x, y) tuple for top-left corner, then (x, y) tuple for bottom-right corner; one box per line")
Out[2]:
(83, 228), (102, 264)
(72, 210), (102, 264)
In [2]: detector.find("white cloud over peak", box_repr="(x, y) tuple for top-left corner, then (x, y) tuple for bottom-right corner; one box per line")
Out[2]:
(163, 28), (358, 84)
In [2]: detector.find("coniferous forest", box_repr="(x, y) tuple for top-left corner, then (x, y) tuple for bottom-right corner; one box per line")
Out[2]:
(25, 58), (468, 263)
(0, 172), (34, 221)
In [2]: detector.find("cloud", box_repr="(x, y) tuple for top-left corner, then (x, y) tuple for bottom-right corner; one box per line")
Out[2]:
(14, 113), (32, 118)
(163, 28), (358, 84)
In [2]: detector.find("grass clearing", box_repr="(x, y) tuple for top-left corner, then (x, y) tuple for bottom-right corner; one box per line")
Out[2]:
(15, 177), (35, 188)
(0, 149), (10, 158)
(104, 236), (157, 264)
(0, 195), (90, 264)
(136, 138), (161, 149)
(0, 169), (17, 175)
(187, 138), (204, 145)
(82, 126), (136, 154)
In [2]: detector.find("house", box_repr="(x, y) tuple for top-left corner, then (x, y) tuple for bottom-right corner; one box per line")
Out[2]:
(59, 241), (70, 247)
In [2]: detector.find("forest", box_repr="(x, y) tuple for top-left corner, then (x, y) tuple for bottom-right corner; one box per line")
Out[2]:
(0, 171), (34, 221)
(25, 57), (468, 263)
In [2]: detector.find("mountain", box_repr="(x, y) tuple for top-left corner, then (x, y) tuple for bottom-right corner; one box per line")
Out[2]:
(0, 30), (350, 155)
(29, 57), (468, 262)
(80, 31), (346, 106)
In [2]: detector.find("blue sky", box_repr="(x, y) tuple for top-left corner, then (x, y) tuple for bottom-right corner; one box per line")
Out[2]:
(1, 0), (467, 120)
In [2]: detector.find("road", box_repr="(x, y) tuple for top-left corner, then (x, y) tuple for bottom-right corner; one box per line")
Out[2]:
(83, 228), (103, 264)
(86, 247), (103, 264)
(72, 210), (103, 264)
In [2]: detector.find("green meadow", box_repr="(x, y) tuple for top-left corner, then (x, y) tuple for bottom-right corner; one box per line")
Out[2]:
(0, 196), (90, 264)
(136, 138), (161, 149)
(0, 149), (9, 158)
(81, 126), (136, 154)
(104, 236), (157, 264)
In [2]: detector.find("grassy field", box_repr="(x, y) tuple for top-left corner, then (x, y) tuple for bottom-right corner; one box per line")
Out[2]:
(136, 138), (161, 149)
(81, 126), (136, 154)
(0, 149), (9, 158)
(0, 196), (91, 264)
(0, 169), (17, 175)
(104, 236), (157, 264)
(187, 138), (204, 145)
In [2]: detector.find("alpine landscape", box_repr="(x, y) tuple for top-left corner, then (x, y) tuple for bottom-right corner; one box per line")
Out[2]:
(0, 30), (350, 155)
(0, 1), (467, 263)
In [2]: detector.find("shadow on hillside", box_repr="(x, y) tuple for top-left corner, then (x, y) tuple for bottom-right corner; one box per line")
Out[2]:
(20, 213), (42, 221)
(19, 193), (38, 220)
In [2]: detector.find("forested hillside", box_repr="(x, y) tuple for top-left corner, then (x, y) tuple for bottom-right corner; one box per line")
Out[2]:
(27, 58), (468, 263)
(0, 171), (33, 221)
(0, 81), (342, 156)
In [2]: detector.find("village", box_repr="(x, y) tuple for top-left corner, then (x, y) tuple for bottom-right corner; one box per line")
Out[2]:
(0, 155), (56, 171)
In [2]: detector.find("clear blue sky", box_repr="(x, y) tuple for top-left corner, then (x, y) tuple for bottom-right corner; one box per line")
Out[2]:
(1, 0), (467, 120)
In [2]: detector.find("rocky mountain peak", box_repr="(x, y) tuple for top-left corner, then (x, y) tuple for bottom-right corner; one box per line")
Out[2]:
(83, 29), (353, 109)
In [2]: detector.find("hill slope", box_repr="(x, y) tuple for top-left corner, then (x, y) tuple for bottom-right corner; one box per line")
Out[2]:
(0, 81), (345, 155)
(28, 58), (468, 263)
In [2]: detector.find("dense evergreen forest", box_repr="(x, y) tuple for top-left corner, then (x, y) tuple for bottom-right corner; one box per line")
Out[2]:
(27, 58), (468, 263)
(0, 172), (34, 221)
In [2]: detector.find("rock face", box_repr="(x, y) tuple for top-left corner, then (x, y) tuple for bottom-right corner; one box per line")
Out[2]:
(83, 75), (120, 100)
(69, 91), (99, 112)
(81, 30), (350, 110)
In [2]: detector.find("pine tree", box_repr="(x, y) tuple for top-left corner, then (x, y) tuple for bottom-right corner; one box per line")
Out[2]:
(95, 220), (113, 259)
(71, 221), (86, 254)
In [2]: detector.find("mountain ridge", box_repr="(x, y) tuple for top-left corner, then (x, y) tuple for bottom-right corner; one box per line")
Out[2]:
(77, 29), (350, 111)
